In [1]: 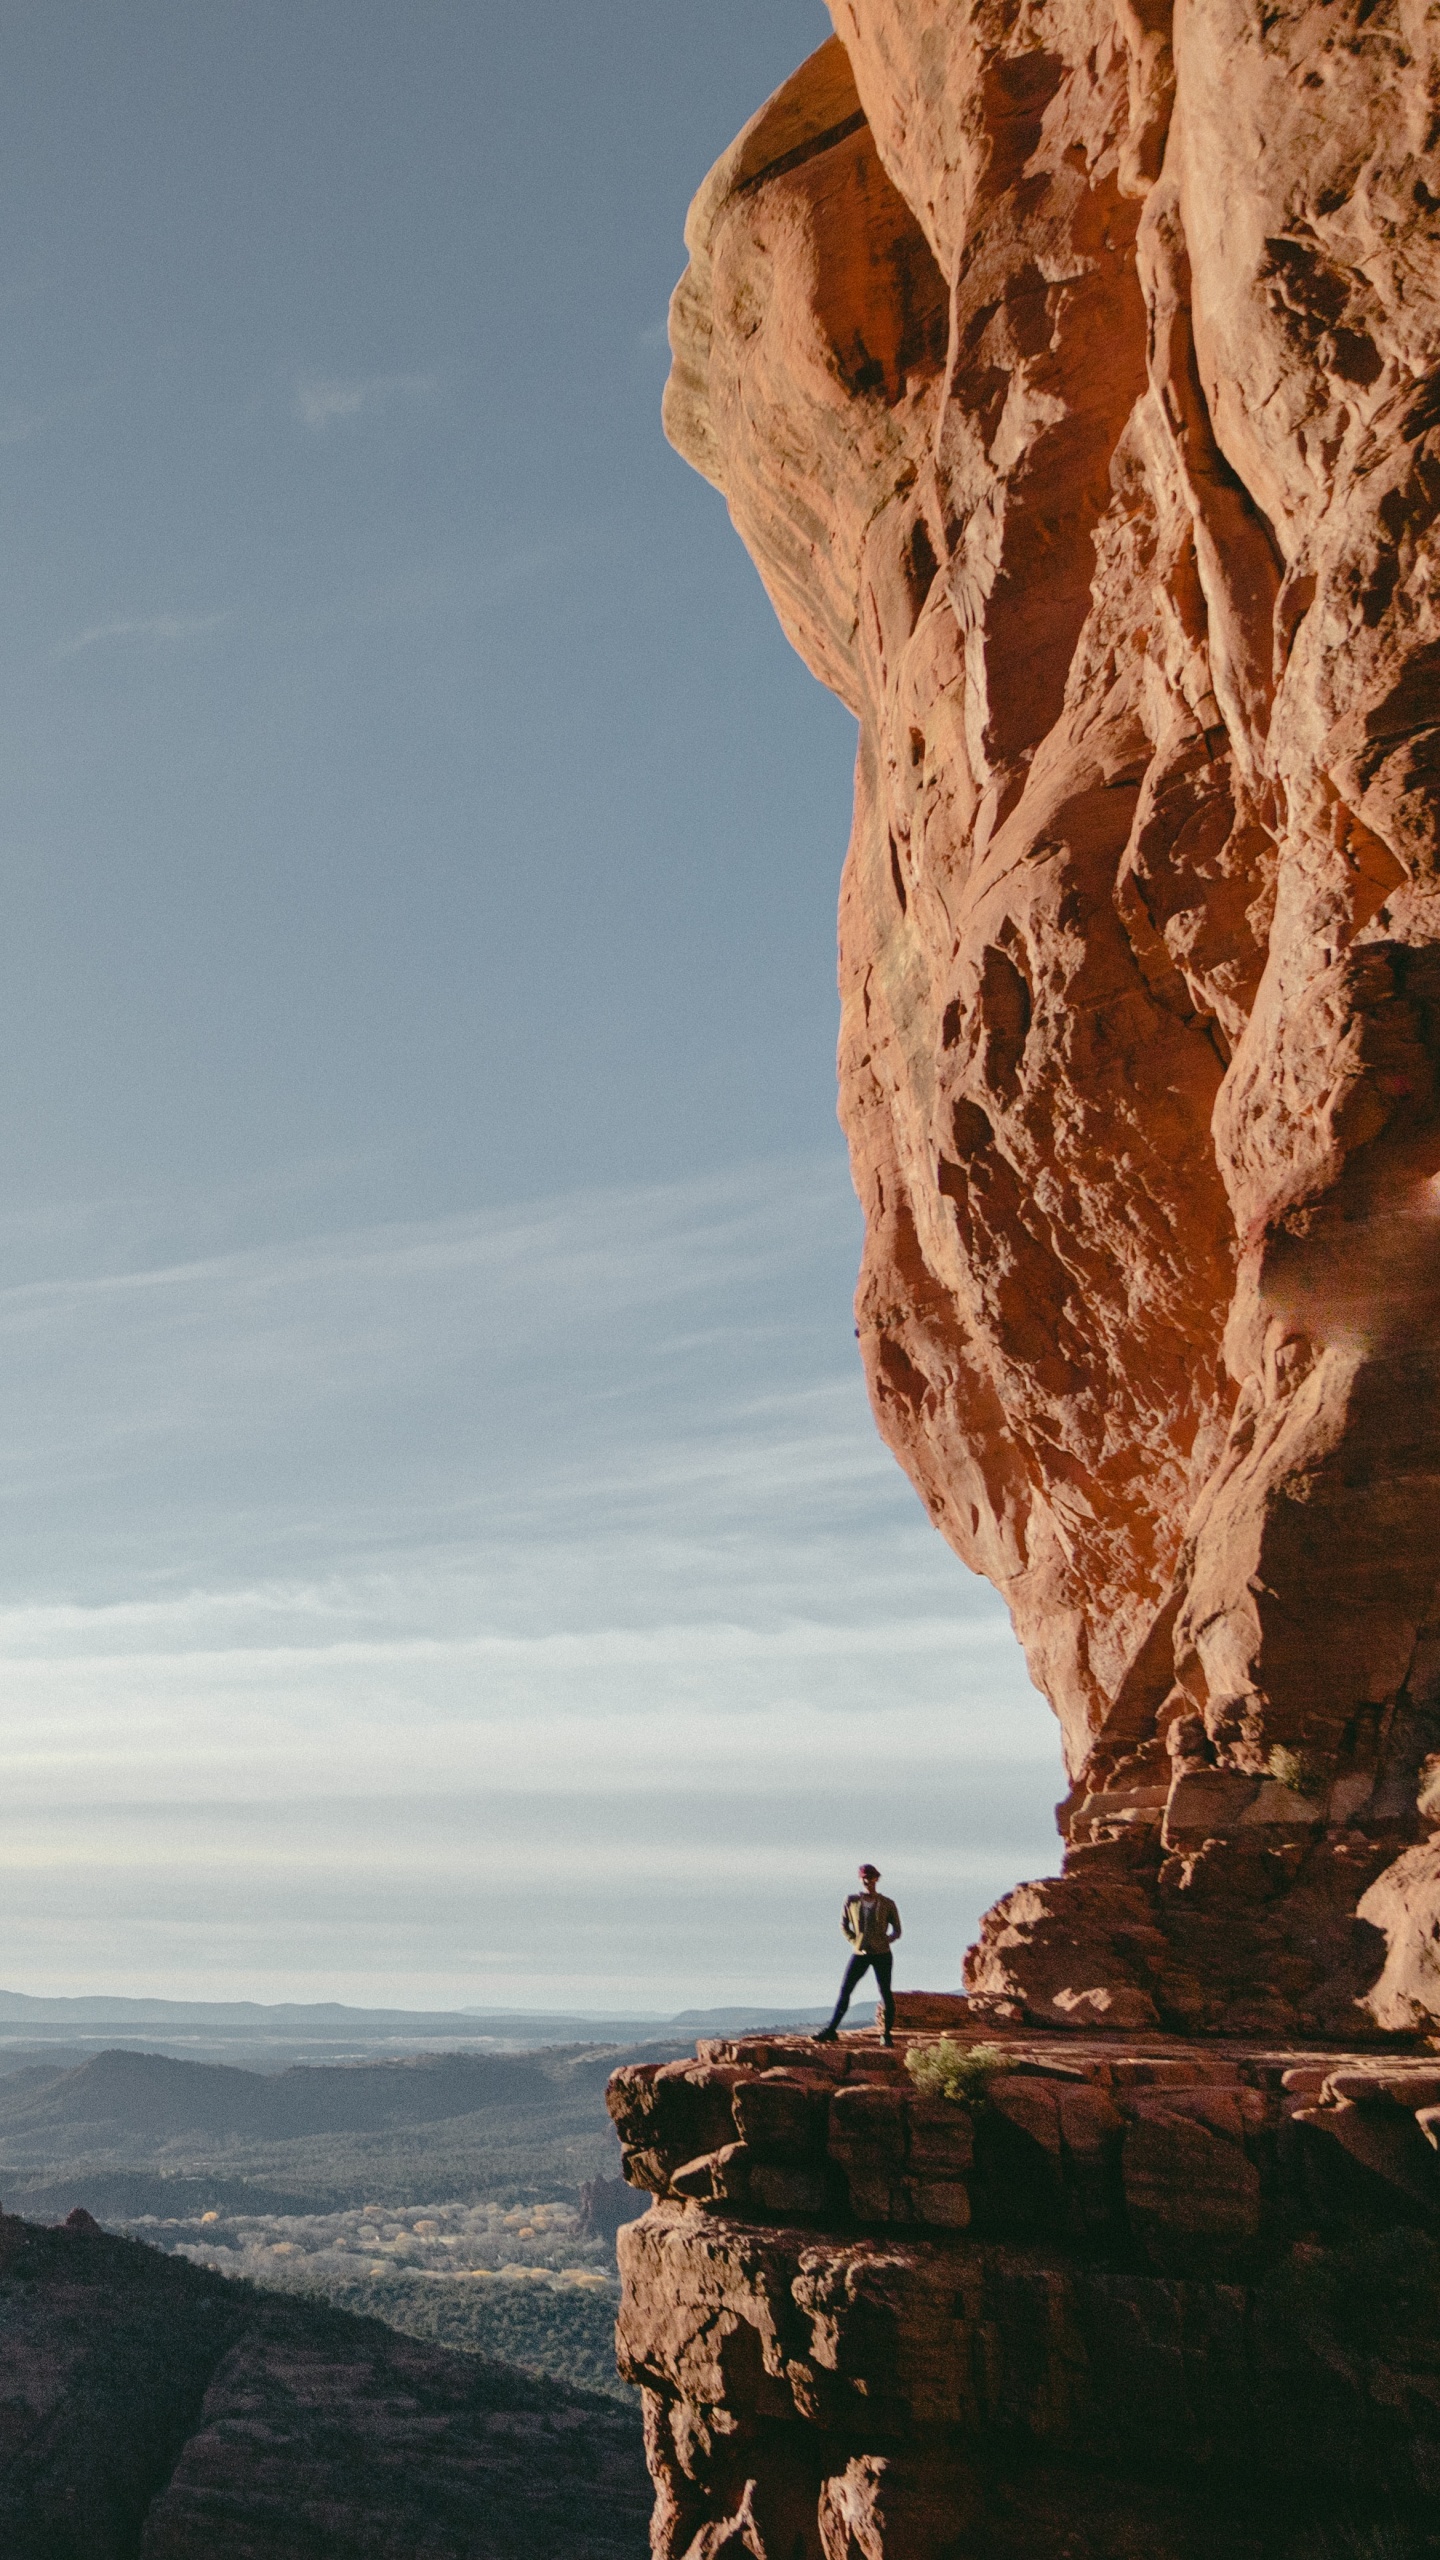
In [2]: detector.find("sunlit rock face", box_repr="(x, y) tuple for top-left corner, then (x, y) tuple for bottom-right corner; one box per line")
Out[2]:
(666, 0), (1440, 2033)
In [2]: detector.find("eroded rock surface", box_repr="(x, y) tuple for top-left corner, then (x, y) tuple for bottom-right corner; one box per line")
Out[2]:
(610, 2020), (1440, 2558)
(666, 0), (1440, 2033)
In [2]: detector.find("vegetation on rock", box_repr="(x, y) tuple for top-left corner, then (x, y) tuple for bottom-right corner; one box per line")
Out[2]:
(904, 2039), (1003, 2105)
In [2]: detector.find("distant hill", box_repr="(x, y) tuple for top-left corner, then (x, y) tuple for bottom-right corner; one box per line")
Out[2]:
(0, 1991), (829, 2074)
(0, 2048), (559, 2143)
(0, 2040), (694, 2404)
(0, 1989), (827, 2031)
(0, 1991), (489, 2023)
(0, 2038), (687, 2221)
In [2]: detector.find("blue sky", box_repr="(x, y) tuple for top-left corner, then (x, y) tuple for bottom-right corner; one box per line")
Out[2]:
(0, 0), (1059, 2006)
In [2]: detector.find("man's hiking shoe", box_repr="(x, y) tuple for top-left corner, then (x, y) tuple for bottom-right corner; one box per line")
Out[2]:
(813, 2026), (839, 2043)
(881, 2033), (894, 2048)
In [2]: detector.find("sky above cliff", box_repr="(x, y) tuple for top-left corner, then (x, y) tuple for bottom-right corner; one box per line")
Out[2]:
(0, 0), (1058, 2007)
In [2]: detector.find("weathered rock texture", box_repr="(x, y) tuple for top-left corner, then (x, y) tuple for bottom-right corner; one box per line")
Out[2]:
(610, 2020), (1440, 2558)
(666, 0), (1440, 2032)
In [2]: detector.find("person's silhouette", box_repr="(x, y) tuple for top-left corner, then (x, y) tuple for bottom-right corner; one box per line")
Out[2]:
(813, 1862), (901, 2046)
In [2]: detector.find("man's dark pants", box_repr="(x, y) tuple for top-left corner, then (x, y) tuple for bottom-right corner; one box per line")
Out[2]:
(825, 1948), (894, 2035)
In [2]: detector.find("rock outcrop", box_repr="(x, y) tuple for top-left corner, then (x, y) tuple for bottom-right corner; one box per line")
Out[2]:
(610, 2017), (1440, 2557)
(666, 0), (1440, 2032)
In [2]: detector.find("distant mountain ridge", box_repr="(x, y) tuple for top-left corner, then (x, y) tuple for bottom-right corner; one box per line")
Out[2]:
(0, 1993), (833, 2085)
(0, 1990), (603, 2026)
(0, 1989), (827, 2031)
(0, 2046), (562, 2142)
(0, 2038), (674, 2224)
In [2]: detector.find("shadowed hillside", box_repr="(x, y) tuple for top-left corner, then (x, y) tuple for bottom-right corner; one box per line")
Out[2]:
(0, 2208), (649, 2558)
(0, 2047), (557, 2141)
(0, 2042), (663, 2217)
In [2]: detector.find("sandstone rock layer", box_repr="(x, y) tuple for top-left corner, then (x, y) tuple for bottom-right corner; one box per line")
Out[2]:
(666, 0), (1440, 2033)
(610, 2022), (1440, 2559)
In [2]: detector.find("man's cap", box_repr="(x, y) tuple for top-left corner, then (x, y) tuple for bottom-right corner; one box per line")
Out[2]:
(859, 1862), (879, 1878)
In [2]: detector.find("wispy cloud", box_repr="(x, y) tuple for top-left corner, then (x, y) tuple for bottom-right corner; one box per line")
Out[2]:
(0, 1156), (1055, 2004)
(295, 371), (439, 431)
(52, 612), (227, 663)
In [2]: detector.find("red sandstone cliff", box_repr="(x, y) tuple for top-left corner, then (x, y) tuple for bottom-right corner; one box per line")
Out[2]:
(608, 2019), (1440, 2559)
(666, 0), (1440, 2036)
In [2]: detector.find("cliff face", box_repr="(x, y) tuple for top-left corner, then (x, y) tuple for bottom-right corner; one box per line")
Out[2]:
(609, 2019), (1440, 2560)
(665, 0), (1440, 2034)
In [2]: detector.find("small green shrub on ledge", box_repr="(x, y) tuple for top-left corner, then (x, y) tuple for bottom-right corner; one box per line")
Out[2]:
(1266, 1744), (1324, 1799)
(904, 2040), (1006, 2105)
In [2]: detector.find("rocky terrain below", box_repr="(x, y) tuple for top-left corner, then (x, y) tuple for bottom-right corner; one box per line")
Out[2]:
(0, 2206), (648, 2559)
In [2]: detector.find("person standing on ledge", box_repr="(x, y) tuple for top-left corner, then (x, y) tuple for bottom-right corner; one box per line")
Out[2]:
(814, 1863), (901, 2047)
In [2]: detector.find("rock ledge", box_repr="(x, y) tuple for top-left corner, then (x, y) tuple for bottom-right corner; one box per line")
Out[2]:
(611, 2020), (1440, 2557)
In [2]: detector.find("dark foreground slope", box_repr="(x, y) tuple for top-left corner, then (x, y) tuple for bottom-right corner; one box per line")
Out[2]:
(0, 2210), (648, 2560)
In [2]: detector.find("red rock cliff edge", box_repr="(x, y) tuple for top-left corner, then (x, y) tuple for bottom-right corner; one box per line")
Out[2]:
(665, 0), (1440, 2037)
